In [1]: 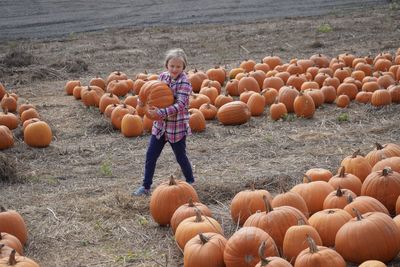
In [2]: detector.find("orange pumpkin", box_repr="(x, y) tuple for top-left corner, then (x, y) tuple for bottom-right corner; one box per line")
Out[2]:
(216, 101), (251, 126)
(23, 120), (52, 148)
(0, 109), (18, 130)
(139, 80), (174, 108)
(0, 207), (27, 245)
(121, 114), (143, 137)
(0, 232), (23, 255)
(0, 250), (39, 267)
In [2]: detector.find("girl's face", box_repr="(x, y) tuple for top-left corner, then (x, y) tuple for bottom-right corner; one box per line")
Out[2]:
(167, 57), (185, 79)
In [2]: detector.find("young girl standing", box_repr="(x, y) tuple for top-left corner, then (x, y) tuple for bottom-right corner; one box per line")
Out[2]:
(133, 48), (195, 196)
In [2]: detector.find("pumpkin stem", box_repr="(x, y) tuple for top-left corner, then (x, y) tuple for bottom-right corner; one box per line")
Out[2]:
(306, 235), (319, 254)
(258, 240), (272, 266)
(263, 195), (273, 213)
(351, 149), (361, 158)
(303, 174), (312, 183)
(8, 250), (17, 265)
(335, 187), (344, 197)
(187, 197), (194, 207)
(169, 175), (177, 186)
(353, 208), (363, 221)
(347, 194), (354, 203)
(194, 208), (203, 223)
(0, 244), (4, 249)
(198, 233), (210, 244)
(375, 142), (384, 150)
(338, 166), (346, 178)
(327, 209), (336, 214)
(0, 206), (5, 212)
(382, 167), (393, 176)
(250, 182), (256, 191)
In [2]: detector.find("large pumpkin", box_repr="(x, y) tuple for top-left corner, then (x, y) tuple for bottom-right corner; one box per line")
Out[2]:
(23, 120), (52, 148)
(0, 125), (14, 150)
(340, 150), (372, 182)
(216, 101), (251, 126)
(0, 207), (27, 245)
(139, 80), (174, 108)
(150, 176), (199, 226)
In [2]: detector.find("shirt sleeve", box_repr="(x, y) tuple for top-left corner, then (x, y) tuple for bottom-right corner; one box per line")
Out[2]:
(158, 79), (192, 119)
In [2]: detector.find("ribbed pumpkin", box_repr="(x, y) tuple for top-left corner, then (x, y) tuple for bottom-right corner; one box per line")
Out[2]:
(224, 227), (279, 267)
(139, 80), (174, 108)
(283, 218), (322, 264)
(20, 108), (39, 124)
(340, 150), (372, 182)
(371, 89), (392, 107)
(199, 103), (217, 120)
(372, 156), (400, 173)
(328, 166), (362, 196)
(150, 176), (199, 226)
(214, 94), (233, 108)
(0, 250), (39, 267)
(121, 114), (143, 137)
(0, 207), (27, 245)
(244, 196), (309, 252)
(303, 168), (332, 183)
(106, 70), (128, 85)
(225, 80), (240, 96)
(263, 55), (283, 70)
(291, 181), (334, 215)
(110, 104), (136, 130)
(388, 84), (400, 103)
(255, 240), (292, 267)
(271, 191), (309, 218)
(278, 86), (299, 113)
(206, 66), (226, 86)
(295, 236), (346, 267)
(308, 209), (352, 247)
(188, 69), (208, 92)
(344, 195), (389, 217)
(81, 85), (104, 107)
(0, 109), (18, 130)
(269, 101), (288, 121)
(359, 260), (387, 267)
(230, 184), (273, 226)
(89, 76), (106, 90)
(216, 101), (251, 126)
(0, 94), (17, 112)
(171, 198), (212, 234)
(189, 93), (211, 109)
(247, 93), (265, 116)
(99, 92), (120, 113)
(64, 80), (81, 95)
(0, 232), (23, 256)
(335, 211), (400, 264)
(361, 167), (400, 215)
(188, 108), (206, 132)
(23, 120), (52, 148)
(107, 79), (131, 97)
(323, 187), (357, 209)
(260, 88), (278, 106)
(199, 84), (219, 104)
(365, 142), (400, 167)
(262, 77), (284, 91)
(175, 209), (223, 250)
(183, 233), (227, 267)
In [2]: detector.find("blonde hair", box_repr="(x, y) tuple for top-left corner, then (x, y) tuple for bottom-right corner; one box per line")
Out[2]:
(164, 48), (188, 70)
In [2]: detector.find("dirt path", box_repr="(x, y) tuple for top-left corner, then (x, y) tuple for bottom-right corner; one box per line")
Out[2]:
(0, 0), (387, 39)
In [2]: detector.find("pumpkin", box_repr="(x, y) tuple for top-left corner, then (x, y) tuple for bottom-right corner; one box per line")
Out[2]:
(344, 195), (389, 217)
(64, 80), (81, 95)
(359, 260), (387, 267)
(320, 85), (337, 103)
(123, 94), (138, 108)
(120, 114), (143, 137)
(271, 191), (309, 218)
(293, 92), (315, 118)
(355, 91), (373, 104)
(255, 240), (292, 267)
(377, 74), (395, 89)
(269, 101), (288, 121)
(230, 184), (273, 226)
(99, 92), (120, 113)
(201, 79), (221, 94)
(336, 94), (350, 108)
(132, 78), (147, 95)
(224, 227), (279, 267)
(0, 207), (27, 245)
(323, 76), (341, 89)
(142, 115), (154, 133)
(0, 94), (17, 112)
(282, 218), (322, 264)
(323, 187), (357, 209)
(287, 63), (303, 75)
(216, 101), (251, 126)
(291, 181), (334, 215)
(20, 108), (39, 124)
(239, 90), (256, 104)
(106, 79), (131, 97)
(17, 103), (35, 117)
(106, 71), (128, 85)
(199, 103), (217, 120)
(371, 89), (392, 107)
(335, 210), (400, 264)
(0, 109), (18, 130)
(89, 76), (106, 90)
(308, 209), (352, 247)
(0, 250), (39, 267)
(365, 142), (400, 167)
(388, 84), (400, 103)
(183, 233), (227, 267)
(199, 84), (219, 104)
(243, 196), (309, 252)
(361, 167), (400, 215)
(337, 82), (358, 100)
(340, 149), (372, 182)
(81, 85), (104, 107)
(150, 175), (199, 226)
(189, 94), (211, 109)
(206, 66), (226, 86)
(214, 93), (233, 108)
(262, 77), (284, 91)
(0, 83), (5, 100)
(374, 58), (392, 72)
(0, 245), (19, 262)
(295, 236), (346, 267)
(240, 59), (257, 72)
(247, 93), (265, 116)
(188, 108), (206, 132)
(23, 120), (52, 148)
(238, 76), (261, 93)
(278, 86), (299, 113)
(303, 168), (332, 183)
(225, 80), (240, 96)
(328, 166), (362, 196)
(286, 74), (307, 91)
(228, 68), (245, 80)
(310, 54), (330, 68)
(104, 103), (118, 118)
(139, 80), (174, 108)
(188, 69), (209, 93)
(110, 104), (136, 130)
(302, 89), (324, 108)
(372, 156), (400, 173)
(262, 55), (282, 69)
(0, 233), (23, 255)
(260, 88), (278, 106)
(254, 62), (271, 74)
(171, 198), (212, 234)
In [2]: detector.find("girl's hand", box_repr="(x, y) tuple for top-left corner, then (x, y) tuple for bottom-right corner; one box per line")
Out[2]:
(146, 106), (162, 120)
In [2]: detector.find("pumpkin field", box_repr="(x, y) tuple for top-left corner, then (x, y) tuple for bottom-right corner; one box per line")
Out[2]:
(1, 2), (400, 267)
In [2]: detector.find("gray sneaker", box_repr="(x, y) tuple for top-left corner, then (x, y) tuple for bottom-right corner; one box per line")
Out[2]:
(132, 186), (150, 196)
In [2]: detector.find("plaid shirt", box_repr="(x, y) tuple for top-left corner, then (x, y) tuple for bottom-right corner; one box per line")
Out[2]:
(153, 71), (192, 143)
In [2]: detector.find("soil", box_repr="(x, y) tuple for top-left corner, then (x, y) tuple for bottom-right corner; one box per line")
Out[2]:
(1, 1), (400, 266)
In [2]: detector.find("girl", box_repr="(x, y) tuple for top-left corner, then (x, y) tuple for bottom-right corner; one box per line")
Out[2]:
(133, 48), (195, 196)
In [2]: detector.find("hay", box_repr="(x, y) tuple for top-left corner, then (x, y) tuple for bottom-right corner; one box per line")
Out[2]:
(0, 153), (18, 183)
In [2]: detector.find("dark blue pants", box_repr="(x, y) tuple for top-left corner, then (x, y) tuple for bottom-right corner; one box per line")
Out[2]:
(143, 134), (194, 189)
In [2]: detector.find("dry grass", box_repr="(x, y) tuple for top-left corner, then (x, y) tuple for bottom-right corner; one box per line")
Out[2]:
(0, 4), (400, 267)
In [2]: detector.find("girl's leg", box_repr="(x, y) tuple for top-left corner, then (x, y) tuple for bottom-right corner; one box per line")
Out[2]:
(143, 135), (166, 189)
(170, 136), (195, 183)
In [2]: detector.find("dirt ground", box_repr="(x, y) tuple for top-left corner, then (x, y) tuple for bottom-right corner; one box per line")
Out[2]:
(1, 2), (400, 267)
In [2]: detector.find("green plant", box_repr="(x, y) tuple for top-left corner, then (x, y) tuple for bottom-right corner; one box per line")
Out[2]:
(337, 113), (349, 122)
(283, 113), (296, 122)
(100, 160), (113, 176)
(389, 0), (400, 11)
(317, 23), (333, 33)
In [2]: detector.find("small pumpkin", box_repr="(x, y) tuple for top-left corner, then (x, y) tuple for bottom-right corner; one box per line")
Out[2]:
(121, 114), (143, 137)
(269, 101), (288, 121)
(23, 120), (52, 148)
(64, 80), (81, 95)
(188, 108), (206, 132)
(0, 109), (18, 130)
